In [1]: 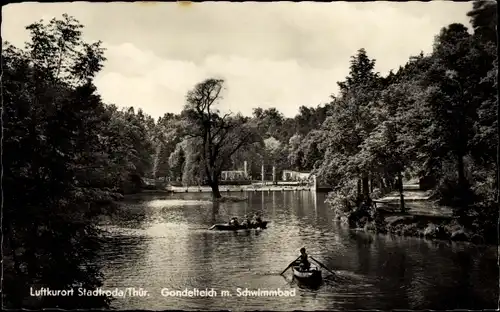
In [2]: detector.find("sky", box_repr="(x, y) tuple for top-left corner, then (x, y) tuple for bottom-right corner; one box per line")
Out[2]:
(2, 1), (473, 119)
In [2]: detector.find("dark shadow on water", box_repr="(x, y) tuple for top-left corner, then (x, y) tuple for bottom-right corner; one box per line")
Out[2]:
(211, 202), (220, 224)
(293, 278), (323, 291)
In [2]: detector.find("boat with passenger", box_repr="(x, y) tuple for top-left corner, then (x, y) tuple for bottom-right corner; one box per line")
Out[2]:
(209, 221), (268, 231)
(292, 264), (322, 286)
(209, 213), (267, 231)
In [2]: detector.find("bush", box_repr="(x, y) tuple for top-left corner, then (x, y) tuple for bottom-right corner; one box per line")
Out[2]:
(373, 211), (388, 233)
(325, 182), (359, 219)
(434, 156), (497, 243)
(371, 187), (383, 199)
(364, 221), (377, 232)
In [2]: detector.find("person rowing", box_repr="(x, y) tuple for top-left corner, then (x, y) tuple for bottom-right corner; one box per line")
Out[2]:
(296, 247), (311, 271)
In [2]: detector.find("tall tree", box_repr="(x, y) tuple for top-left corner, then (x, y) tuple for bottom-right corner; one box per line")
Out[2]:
(3, 15), (111, 308)
(153, 113), (182, 181)
(180, 78), (259, 198)
(418, 23), (494, 216)
(466, 0), (498, 43)
(169, 141), (187, 182)
(318, 48), (381, 198)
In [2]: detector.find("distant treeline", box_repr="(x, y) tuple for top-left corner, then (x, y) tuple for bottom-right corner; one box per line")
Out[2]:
(2, 1), (497, 309)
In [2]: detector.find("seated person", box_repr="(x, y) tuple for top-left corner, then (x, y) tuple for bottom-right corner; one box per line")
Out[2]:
(229, 217), (239, 226)
(252, 213), (263, 226)
(241, 215), (252, 228)
(296, 247), (310, 271)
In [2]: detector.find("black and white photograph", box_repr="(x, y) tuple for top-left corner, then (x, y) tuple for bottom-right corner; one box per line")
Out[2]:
(2, 0), (499, 310)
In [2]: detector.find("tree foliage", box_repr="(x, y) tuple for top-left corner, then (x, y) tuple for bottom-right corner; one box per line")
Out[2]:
(3, 15), (112, 309)
(316, 3), (497, 242)
(178, 78), (260, 197)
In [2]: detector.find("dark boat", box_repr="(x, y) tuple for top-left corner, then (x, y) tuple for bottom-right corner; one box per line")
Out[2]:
(292, 264), (322, 286)
(209, 221), (268, 231)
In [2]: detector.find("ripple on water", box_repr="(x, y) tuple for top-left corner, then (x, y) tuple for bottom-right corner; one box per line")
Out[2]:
(99, 192), (498, 311)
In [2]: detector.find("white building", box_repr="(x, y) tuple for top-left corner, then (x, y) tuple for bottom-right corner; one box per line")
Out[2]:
(282, 170), (310, 181)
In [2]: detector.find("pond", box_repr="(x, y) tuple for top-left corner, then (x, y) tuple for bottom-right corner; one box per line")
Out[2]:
(98, 191), (498, 310)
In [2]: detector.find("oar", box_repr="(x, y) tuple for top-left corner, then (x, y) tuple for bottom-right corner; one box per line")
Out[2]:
(280, 256), (301, 275)
(310, 256), (336, 276)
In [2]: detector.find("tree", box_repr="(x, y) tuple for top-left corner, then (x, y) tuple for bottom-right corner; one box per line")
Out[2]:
(153, 113), (182, 181)
(179, 78), (259, 198)
(465, 0), (498, 240)
(318, 48), (381, 199)
(102, 107), (155, 193)
(294, 104), (331, 136)
(3, 15), (111, 308)
(252, 107), (286, 140)
(169, 141), (187, 182)
(263, 137), (282, 183)
(466, 0), (498, 43)
(416, 23), (496, 218)
(466, 0), (498, 190)
(288, 130), (326, 172)
(230, 139), (265, 179)
(316, 3), (498, 240)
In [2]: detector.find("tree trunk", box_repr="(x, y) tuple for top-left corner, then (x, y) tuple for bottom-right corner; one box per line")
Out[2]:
(380, 178), (386, 192)
(362, 174), (369, 198)
(389, 178), (395, 191)
(261, 163), (265, 186)
(457, 154), (466, 188)
(497, 84), (500, 212)
(370, 177), (374, 193)
(398, 171), (405, 212)
(210, 182), (222, 199)
(457, 109), (469, 208)
(211, 202), (219, 223)
(357, 179), (362, 198)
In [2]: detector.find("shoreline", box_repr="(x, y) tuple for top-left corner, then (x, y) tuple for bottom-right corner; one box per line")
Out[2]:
(118, 186), (315, 203)
(166, 185), (315, 193)
(344, 212), (491, 245)
(337, 186), (494, 245)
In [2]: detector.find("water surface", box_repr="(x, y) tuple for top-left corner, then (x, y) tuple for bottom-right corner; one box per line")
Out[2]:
(99, 191), (498, 310)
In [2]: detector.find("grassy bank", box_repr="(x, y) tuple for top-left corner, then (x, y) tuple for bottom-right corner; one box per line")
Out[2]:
(340, 206), (493, 245)
(329, 183), (496, 246)
(363, 212), (488, 244)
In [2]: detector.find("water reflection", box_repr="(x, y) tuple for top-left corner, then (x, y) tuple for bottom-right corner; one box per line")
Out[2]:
(211, 202), (219, 224)
(99, 191), (498, 310)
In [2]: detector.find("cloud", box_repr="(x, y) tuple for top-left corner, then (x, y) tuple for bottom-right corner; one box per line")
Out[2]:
(2, 1), (473, 118)
(95, 43), (345, 118)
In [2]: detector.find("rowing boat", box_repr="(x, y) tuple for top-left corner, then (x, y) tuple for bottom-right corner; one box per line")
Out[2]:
(292, 264), (322, 285)
(209, 221), (268, 231)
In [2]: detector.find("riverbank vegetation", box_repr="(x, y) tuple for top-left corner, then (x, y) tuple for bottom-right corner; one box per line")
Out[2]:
(317, 1), (498, 245)
(3, 1), (497, 308)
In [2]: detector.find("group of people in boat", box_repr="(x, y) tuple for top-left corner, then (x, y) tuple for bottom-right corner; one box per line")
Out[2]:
(229, 212), (263, 228)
